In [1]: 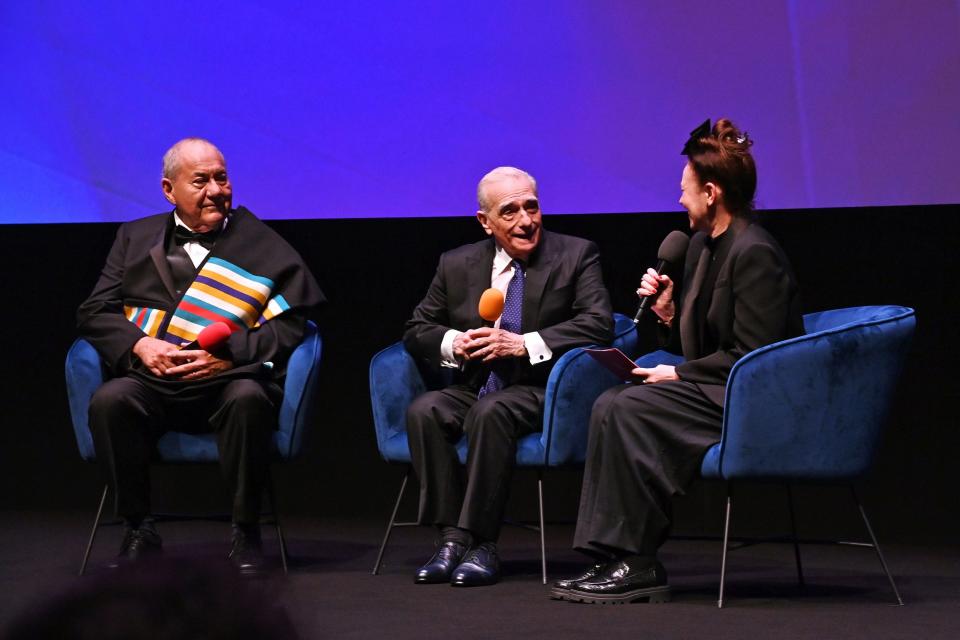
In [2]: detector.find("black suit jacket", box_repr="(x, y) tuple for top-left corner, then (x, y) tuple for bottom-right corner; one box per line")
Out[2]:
(665, 221), (803, 405)
(404, 230), (614, 388)
(77, 207), (324, 380)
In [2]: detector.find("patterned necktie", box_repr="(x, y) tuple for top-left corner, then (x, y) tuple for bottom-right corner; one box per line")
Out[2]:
(479, 260), (525, 398)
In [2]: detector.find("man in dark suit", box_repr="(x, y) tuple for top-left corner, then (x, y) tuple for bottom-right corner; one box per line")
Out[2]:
(403, 166), (613, 587)
(77, 138), (324, 574)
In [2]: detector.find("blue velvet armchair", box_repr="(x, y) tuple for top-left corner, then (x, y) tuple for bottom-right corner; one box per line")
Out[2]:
(636, 305), (916, 607)
(65, 321), (323, 575)
(369, 313), (639, 583)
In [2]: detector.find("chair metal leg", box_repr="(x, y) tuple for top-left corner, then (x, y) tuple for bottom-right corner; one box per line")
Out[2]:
(718, 484), (733, 609)
(537, 471), (547, 585)
(79, 484), (109, 576)
(266, 472), (289, 575)
(785, 483), (805, 587)
(851, 486), (904, 606)
(372, 468), (410, 575)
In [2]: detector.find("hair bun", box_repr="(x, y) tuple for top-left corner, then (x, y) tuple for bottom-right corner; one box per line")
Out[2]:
(712, 118), (752, 151)
(686, 117), (757, 216)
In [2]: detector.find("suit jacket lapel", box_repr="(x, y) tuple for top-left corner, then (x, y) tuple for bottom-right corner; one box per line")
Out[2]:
(149, 228), (178, 301)
(521, 232), (553, 333)
(465, 240), (495, 327)
(680, 237), (710, 361)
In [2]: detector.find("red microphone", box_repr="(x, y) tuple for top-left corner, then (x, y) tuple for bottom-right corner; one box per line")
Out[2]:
(182, 321), (233, 351)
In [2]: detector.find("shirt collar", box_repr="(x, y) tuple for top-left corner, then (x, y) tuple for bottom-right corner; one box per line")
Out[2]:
(492, 244), (515, 276)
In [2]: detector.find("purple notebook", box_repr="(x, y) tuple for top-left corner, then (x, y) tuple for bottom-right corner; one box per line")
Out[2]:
(585, 347), (638, 381)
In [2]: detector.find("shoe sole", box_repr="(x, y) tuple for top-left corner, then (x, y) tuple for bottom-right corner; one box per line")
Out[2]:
(450, 577), (499, 587)
(414, 576), (453, 584)
(552, 585), (671, 604)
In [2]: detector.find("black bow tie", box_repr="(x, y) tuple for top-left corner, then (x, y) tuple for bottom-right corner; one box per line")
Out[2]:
(173, 225), (220, 249)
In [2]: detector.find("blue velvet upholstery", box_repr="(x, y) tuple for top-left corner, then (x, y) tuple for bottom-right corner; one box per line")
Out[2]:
(65, 321), (323, 464)
(369, 313), (638, 471)
(630, 306), (915, 606)
(626, 307), (916, 480)
(695, 305), (916, 480)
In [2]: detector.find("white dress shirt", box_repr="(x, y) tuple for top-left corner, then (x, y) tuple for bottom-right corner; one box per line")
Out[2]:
(173, 212), (226, 268)
(440, 244), (553, 368)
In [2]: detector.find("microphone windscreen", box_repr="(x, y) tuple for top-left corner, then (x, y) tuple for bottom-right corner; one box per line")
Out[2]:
(197, 321), (233, 351)
(478, 288), (505, 322)
(658, 230), (690, 265)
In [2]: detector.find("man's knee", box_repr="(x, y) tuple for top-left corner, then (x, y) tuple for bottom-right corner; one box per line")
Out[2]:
(216, 381), (278, 438)
(463, 395), (515, 438)
(220, 379), (273, 412)
(89, 378), (149, 424)
(406, 390), (446, 432)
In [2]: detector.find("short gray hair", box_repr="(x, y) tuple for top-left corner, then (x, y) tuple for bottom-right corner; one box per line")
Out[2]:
(162, 137), (224, 179)
(477, 166), (537, 212)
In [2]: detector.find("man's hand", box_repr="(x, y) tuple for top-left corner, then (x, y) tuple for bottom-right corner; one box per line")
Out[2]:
(462, 327), (527, 362)
(132, 337), (180, 377)
(165, 350), (234, 380)
(637, 268), (676, 326)
(631, 364), (679, 385)
(452, 332), (472, 361)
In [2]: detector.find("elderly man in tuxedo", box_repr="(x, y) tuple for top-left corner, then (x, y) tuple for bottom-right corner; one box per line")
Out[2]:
(403, 166), (613, 586)
(77, 138), (324, 574)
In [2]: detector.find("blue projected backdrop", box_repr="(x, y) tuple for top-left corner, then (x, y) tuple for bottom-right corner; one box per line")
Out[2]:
(1, 1), (958, 223)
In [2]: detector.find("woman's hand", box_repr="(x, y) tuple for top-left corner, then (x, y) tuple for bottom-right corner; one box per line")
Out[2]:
(631, 364), (678, 384)
(637, 268), (676, 325)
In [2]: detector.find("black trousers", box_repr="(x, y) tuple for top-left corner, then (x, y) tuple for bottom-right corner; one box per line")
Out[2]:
(406, 383), (544, 542)
(573, 381), (723, 557)
(88, 375), (280, 525)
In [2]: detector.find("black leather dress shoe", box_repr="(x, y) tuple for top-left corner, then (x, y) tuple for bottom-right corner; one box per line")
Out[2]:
(414, 541), (468, 584)
(555, 558), (670, 604)
(229, 525), (265, 576)
(450, 542), (500, 587)
(549, 561), (608, 599)
(109, 527), (162, 568)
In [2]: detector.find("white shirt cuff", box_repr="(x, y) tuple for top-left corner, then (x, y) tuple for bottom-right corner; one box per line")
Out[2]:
(523, 332), (552, 365)
(440, 329), (463, 368)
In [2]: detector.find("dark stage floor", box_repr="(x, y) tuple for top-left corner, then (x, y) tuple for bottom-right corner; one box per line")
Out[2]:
(1, 511), (958, 639)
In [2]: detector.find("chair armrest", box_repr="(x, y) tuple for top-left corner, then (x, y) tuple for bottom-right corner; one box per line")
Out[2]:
(276, 321), (322, 460)
(65, 338), (104, 462)
(611, 312), (639, 358)
(369, 342), (428, 461)
(634, 349), (685, 369)
(540, 348), (614, 466)
(539, 314), (645, 466)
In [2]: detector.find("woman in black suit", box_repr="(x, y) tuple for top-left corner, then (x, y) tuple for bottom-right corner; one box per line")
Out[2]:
(552, 118), (804, 604)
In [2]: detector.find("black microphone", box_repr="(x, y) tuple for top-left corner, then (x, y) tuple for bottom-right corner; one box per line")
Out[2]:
(633, 230), (690, 324)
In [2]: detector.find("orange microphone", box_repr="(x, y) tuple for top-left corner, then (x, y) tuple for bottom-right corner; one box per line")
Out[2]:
(478, 288), (505, 323)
